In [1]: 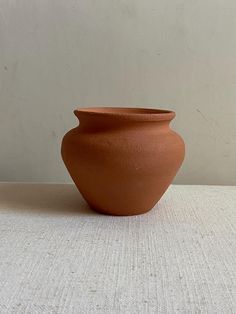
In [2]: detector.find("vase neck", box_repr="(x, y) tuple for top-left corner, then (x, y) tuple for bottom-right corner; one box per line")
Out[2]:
(76, 114), (171, 132)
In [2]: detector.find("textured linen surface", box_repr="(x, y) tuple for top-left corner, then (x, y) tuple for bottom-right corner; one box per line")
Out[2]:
(0, 183), (235, 314)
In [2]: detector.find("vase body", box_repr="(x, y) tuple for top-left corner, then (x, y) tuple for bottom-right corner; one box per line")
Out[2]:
(61, 107), (185, 216)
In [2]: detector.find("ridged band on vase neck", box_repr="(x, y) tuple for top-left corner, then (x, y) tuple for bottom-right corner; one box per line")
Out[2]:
(74, 107), (175, 123)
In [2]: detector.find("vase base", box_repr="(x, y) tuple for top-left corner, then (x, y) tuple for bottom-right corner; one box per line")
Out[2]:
(88, 203), (154, 216)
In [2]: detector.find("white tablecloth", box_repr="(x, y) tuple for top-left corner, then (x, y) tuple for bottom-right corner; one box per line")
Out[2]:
(0, 183), (235, 313)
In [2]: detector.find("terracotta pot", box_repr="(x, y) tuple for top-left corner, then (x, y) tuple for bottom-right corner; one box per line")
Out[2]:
(61, 107), (185, 216)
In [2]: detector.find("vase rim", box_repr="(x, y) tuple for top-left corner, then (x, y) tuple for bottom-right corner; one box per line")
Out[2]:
(74, 107), (175, 122)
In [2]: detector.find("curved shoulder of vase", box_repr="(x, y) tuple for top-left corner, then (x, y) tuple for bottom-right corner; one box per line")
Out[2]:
(169, 128), (185, 163)
(61, 127), (79, 159)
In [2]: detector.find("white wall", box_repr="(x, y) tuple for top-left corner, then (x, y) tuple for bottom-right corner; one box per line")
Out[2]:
(0, 0), (236, 185)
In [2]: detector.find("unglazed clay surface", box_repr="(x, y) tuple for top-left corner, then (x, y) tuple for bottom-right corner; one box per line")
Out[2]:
(61, 107), (185, 215)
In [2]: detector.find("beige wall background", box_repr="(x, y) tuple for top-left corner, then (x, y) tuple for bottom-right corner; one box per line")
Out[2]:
(0, 0), (236, 185)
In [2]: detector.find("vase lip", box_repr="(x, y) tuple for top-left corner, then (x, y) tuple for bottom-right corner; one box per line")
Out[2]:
(74, 107), (175, 122)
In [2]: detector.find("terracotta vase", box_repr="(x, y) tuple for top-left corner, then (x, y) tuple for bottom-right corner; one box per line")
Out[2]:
(61, 107), (185, 216)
